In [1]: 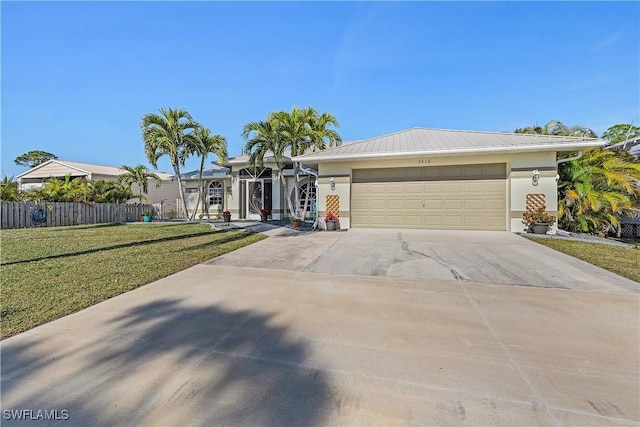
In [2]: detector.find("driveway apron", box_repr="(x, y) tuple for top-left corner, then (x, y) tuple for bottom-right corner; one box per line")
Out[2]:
(2, 227), (638, 426)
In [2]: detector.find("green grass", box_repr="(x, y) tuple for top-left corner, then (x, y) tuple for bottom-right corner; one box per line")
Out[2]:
(525, 237), (640, 283)
(1, 223), (267, 338)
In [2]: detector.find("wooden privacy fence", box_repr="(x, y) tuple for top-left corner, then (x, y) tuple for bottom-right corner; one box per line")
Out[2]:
(1, 202), (155, 229)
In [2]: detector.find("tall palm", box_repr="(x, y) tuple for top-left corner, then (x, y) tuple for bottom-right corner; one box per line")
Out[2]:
(189, 126), (228, 220)
(244, 107), (341, 219)
(118, 164), (162, 202)
(558, 148), (640, 234)
(242, 116), (296, 217)
(141, 108), (199, 219)
(299, 108), (341, 214)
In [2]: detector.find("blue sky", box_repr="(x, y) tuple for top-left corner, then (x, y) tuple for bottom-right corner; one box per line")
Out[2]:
(2, 1), (639, 178)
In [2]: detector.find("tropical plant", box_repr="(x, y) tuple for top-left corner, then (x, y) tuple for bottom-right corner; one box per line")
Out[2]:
(601, 123), (640, 145)
(558, 148), (640, 234)
(243, 106), (341, 219)
(141, 108), (199, 219)
(118, 164), (162, 203)
(14, 150), (58, 168)
(89, 179), (133, 204)
(242, 116), (294, 216)
(39, 176), (90, 203)
(515, 120), (597, 138)
(188, 126), (228, 221)
(0, 176), (21, 201)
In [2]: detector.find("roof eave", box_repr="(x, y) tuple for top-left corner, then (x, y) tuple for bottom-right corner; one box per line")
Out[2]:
(293, 141), (605, 163)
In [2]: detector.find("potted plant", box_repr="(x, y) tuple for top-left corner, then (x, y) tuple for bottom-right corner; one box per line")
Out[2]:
(259, 208), (271, 223)
(290, 217), (302, 228)
(223, 210), (231, 222)
(522, 206), (556, 234)
(142, 209), (152, 223)
(325, 212), (339, 231)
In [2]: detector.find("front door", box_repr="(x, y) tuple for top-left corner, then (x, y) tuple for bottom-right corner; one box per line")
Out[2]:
(247, 180), (263, 220)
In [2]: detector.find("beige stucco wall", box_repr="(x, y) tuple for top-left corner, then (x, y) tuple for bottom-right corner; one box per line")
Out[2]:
(314, 151), (559, 232)
(182, 179), (231, 218)
(129, 180), (180, 214)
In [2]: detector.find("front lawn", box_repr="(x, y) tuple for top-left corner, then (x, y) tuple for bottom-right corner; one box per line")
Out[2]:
(525, 237), (640, 283)
(1, 223), (267, 338)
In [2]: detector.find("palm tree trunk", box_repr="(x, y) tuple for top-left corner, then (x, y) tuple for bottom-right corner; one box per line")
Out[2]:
(293, 162), (302, 219)
(171, 162), (190, 220)
(190, 156), (206, 221)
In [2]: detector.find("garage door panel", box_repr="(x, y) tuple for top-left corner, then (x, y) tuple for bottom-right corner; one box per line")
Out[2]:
(444, 216), (463, 226)
(464, 199), (484, 209)
(406, 199), (424, 209)
(351, 164), (506, 230)
(405, 216), (424, 226)
(485, 181), (506, 192)
(406, 183), (423, 193)
(369, 199), (387, 209)
(486, 199), (505, 209)
(444, 199), (464, 209)
(369, 184), (387, 194)
(444, 182), (464, 192)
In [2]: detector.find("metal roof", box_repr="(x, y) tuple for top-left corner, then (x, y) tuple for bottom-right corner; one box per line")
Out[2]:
(605, 135), (640, 158)
(178, 164), (231, 180)
(16, 160), (173, 180)
(292, 127), (605, 162)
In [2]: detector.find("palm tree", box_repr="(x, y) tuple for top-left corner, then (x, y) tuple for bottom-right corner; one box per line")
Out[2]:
(141, 108), (199, 219)
(242, 116), (296, 217)
(269, 107), (342, 218)
(189, 126), (228, 220)
(118, 164), (162, 203)
(558, 148), (640, 234)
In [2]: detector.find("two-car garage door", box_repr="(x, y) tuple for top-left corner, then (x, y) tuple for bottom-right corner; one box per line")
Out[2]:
(351, 163), (507, 230)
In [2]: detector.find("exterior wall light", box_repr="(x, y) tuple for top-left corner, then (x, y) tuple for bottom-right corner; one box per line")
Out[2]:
(330, 176), (335, 191)
(532, 169), (540, 186)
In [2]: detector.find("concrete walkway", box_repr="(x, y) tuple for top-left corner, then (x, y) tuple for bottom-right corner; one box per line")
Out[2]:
(2, 227), (638, 426)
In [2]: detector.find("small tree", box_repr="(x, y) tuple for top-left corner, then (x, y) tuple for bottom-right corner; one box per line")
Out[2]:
(118, 164), (162, 202)
(601, 124), (640, 145)
(14, 150), (58, 168)
(0, 176), (20, 201)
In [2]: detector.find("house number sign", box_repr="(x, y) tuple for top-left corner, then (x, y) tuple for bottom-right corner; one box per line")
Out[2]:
(417, 159), (431, 164)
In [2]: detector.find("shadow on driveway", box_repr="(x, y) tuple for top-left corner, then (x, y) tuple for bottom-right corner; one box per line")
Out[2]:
(1, 299), (332, 426)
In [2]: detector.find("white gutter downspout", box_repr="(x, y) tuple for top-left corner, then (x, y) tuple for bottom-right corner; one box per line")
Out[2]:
(555, 151), (583, 181)
(299, 165), (319, 230)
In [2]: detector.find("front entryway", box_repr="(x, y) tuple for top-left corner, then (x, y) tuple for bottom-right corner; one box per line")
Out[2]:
(244, 179), (272, 220)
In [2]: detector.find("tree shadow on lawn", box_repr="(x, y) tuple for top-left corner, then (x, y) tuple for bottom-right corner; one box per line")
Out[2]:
(1, 299), (333, 426)
(2, 230), (252, 266)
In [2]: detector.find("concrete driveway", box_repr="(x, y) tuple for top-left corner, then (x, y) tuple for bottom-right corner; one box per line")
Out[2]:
(2, 227), (639, 426)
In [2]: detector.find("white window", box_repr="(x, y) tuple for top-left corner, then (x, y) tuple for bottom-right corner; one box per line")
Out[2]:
(208, 181), (223, 206)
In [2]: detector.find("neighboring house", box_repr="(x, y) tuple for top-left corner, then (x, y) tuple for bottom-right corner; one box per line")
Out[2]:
(605, 135), (640, 159)
(16, 160), (179, 213)
(291, 127), (605, 233)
